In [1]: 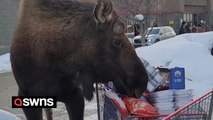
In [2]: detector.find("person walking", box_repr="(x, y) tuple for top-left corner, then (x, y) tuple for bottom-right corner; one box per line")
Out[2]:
(134, 24), (140, 36)
(192, 25), (197, 33)
(179, 21), (187, 34)
(185, 22), (191, 33)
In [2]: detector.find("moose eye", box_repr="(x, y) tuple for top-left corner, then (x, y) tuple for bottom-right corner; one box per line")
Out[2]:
(113, 39), (122, 48)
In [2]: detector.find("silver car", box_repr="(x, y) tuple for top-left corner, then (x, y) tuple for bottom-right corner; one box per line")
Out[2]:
(145, 26), (176, 46)
(132, 26), (176, 47)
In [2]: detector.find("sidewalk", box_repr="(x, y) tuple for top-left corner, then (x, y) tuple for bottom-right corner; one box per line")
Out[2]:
(0, 72), (25, 119)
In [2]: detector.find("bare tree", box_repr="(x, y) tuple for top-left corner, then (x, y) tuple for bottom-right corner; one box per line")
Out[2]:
(111, 0), (160, 45)
(112, 0), (146, 18)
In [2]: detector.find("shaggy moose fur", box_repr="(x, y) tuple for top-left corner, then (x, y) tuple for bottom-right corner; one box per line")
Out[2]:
(10, 0), (148, 120)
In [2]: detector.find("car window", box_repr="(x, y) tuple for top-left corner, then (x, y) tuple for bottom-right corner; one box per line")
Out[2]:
(160, 28), (165, 34)
(164, 28), (170, 33)
(148, 29), (160, 34)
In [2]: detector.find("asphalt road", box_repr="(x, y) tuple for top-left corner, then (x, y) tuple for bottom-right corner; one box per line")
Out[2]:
(0, 72), (25, 119)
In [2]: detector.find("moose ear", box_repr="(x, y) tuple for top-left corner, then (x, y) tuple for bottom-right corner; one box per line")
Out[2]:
(94, 0), (113, 23)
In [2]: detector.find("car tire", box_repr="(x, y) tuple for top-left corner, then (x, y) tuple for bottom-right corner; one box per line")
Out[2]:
(154, 39), (160, 43)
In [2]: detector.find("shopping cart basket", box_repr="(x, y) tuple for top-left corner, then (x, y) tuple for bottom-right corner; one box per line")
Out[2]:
(98, 86), (213, 120)
(163, 90), (213, 120)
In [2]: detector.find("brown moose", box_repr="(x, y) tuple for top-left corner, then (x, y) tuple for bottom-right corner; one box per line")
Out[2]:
(10, 0), (148, 120)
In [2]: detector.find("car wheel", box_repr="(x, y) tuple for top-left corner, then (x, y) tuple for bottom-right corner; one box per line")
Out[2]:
(155, 39), (160, 43)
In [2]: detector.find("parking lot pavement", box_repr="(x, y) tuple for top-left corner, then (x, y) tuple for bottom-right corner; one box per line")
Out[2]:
(0, 72), (98, 120)
(0, 45), (10, 55)
(0, 72), (26, 119)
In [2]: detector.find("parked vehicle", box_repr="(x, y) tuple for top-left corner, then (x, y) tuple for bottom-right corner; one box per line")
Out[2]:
(132, 35), (143, 48)
(132, 26), (176, 47)
(145, 26), (176, 46)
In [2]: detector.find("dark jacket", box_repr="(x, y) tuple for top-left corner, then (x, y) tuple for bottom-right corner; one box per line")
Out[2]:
(179, 25), (185, 34)
(179, 22), (187, 35)
(185, 26), (191, 33)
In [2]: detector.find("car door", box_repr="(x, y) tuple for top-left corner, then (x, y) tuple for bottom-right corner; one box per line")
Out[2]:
(168, 27), (176, 37)
(163, 28), (172, 39)
(159, 28), (167, 40)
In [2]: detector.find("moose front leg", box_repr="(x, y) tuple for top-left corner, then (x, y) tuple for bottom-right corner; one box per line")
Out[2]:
(18, 90), (43, 120)
(64, 90), (85, 120)
(22, 108), (43, 120)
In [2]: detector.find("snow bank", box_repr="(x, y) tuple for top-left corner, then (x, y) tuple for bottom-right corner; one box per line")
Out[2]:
(0, 53), (11, 73)
(136, 32), (213, 98)
(0, 109), (20, 120)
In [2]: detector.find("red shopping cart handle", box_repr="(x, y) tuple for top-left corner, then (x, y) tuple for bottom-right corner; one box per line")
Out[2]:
(127, 114), (168, 118)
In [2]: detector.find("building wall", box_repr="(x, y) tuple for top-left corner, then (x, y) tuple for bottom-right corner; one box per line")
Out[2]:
(161, 0), (209, 14)
(156, 0), (212, 31)
(211, 0), (213, 12)
(184, 5), (206, 14)
(0, 0), (19, 54)
(160, 0), (182, 14)
(160, 14), (183, 34)
(209, 0), (213, 29)
(184, 0), (207, 6)
(184, 0), (207, 14)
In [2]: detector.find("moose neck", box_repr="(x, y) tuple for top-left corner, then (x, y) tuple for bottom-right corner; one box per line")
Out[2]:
(19, 0), (45, 21)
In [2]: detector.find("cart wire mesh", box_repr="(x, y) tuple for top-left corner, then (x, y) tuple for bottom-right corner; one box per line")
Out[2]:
(163, 90), (213, 120)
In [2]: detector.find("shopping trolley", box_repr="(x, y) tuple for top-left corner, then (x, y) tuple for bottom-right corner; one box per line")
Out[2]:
(163, 90), (213, 120)
(97, 86), (213, 120)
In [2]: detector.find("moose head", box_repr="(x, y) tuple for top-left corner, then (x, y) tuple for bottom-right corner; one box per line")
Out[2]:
(88, 0), (148, 97)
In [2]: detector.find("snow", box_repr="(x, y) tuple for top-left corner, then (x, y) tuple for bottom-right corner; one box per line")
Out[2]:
(0, 53), (11, 73)
(0, 32), (213, 119)
(0, 109), (20, 120)
(136, 32), (213, 98)
(135, 14), (144, 21)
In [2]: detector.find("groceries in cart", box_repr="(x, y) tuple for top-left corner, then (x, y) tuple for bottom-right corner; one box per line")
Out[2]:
(101, 84), (213, 120)
(148, 89), (194, 115)
(102, 58), (196, 118)
(123, 96), (159, 116)
(145, 62), (194, 115)
(148, 90), (175, 115)
(103, 83), (159, 119)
